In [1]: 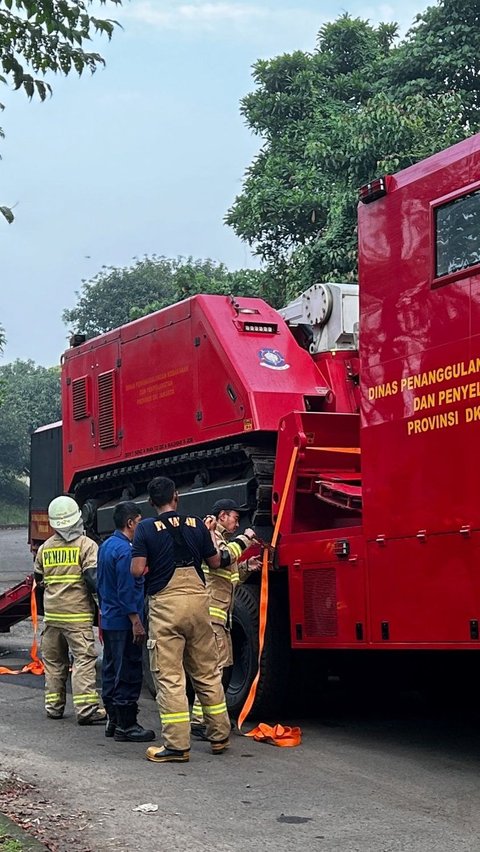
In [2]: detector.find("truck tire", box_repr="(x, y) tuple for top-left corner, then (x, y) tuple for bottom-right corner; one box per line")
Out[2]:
(227, 577), (290, 720)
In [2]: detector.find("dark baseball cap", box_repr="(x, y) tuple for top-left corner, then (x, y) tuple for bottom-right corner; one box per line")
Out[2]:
(212, 498), (249, 515)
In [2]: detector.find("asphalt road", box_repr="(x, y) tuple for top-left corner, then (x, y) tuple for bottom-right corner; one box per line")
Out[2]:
(1, 529), (480, 852)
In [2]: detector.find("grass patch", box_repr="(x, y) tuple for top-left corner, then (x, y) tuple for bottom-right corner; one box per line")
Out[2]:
(0, 501), (27, 526)
(0, 478), (28, 525)
(0, 825), (26, 850)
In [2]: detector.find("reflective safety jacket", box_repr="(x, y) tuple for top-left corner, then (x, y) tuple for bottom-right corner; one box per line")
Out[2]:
(34, 532), (98, 626)
(203, 525), (251, 629)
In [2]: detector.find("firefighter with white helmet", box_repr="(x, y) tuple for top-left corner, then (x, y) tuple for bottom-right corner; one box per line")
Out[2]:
(34, 495), (106, 725)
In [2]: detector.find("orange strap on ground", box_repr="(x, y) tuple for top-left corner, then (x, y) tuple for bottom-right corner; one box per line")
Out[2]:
(245, 722), (302, 747)
(237, 445), (301, 746)
(0, 581), (44, 676)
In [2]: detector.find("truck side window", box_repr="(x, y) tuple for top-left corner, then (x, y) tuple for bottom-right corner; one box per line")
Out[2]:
(435, 189), (480, 278)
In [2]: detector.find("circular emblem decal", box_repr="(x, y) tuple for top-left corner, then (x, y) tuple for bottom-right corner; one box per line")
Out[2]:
(258, 348), (290, 370)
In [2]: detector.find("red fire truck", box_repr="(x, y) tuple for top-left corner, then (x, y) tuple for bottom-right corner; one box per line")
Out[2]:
(5, 131), (480, 714)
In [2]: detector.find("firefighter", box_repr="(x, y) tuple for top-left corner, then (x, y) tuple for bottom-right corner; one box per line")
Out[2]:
(131, 476), (233, 764)
(34, 495), (106, 725)
(190, 498), (260, 738)
(97, 501), (155, 743)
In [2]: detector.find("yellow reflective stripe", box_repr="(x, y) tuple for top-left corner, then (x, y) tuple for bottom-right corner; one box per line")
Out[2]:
(45, 612), (93, 624)
(203, 702), (227, 715)
(228, 542), (243, 559)
(44, 612), (93, 623)
(44, 618), (93, 624)
(44, 574), (82, 584)
(191, 706), (204, 719)
(45, 693), (61, 700)
(209, 568), (233, 581)
(160, 712), (191, 723)
(206, 567), (239, 583)
(209, 607), (228, 622)
(73, 694), (98, 704)
(44, 564), (79, 570)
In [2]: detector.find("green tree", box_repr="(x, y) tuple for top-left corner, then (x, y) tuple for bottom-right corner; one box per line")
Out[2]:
(0, 359), (61, 480)
(63, 255), (275, 337)
(0, 325), (5, 405)
(226, 5), (477, 291)
(384, 0), (480, 126)
(63, 255), (178, 337)
(0, 0), (121, 222)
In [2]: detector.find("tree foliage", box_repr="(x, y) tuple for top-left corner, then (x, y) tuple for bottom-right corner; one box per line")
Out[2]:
(384, 0), (480, 126)
(63, 255), (278, 337)
(0, 359), (61, 480)
(0, 0), (121, 222)
(226, 3), (479, 291)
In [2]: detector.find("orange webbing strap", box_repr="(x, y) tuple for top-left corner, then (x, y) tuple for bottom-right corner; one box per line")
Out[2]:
(0, 580), (44, 676)
(237, 445), (301, 746)
(309, 446), (360, 454)
(245, 722), (301, 747)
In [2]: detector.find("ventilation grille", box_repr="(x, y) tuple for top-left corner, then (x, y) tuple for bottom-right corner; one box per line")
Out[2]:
(72, 377), (89, 420)
(97, 371), (117, 449)
(303, 568), (337, 638)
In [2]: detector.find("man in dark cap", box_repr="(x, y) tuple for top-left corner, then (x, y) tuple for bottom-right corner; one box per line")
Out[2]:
(191, 498), (260, 736)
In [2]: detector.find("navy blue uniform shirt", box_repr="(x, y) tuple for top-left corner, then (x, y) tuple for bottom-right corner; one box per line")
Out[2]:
(131, 511), (216, 597)
(98, 529), (145, 630)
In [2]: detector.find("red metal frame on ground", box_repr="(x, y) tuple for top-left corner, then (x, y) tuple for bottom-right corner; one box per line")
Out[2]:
(0, 575), (33, 633)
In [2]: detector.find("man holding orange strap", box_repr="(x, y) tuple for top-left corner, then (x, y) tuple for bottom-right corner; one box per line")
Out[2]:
(191, 499), (260, 738)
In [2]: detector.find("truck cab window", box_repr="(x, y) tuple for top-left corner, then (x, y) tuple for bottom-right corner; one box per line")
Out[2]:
(435, 189), (480, 278)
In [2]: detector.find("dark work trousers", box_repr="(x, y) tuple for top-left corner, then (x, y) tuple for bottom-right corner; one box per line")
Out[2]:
(101, 629), (143, 708)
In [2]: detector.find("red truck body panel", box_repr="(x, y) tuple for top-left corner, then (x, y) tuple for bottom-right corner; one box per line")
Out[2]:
(357, 132), (480, 648)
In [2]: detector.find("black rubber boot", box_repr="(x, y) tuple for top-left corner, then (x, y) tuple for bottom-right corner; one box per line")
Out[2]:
(114, 703), (155, 743)
(105, 706), (117, 738)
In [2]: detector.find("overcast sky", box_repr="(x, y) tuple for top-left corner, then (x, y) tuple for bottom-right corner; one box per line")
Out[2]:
(1, 0), (426, 367)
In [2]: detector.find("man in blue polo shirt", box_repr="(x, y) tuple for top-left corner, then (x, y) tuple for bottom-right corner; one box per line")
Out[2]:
(98, 501), (155, 743)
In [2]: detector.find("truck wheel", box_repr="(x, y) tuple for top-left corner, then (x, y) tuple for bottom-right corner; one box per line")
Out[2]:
(227, 577), (290, 720)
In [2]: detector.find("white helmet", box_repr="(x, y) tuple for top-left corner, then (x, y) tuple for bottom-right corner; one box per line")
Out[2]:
(48, 495), (82, 531)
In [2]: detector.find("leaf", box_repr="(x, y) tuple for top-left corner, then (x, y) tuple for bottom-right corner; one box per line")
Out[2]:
(0, 206), (14, 224)
(23, 77), (34, 99)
